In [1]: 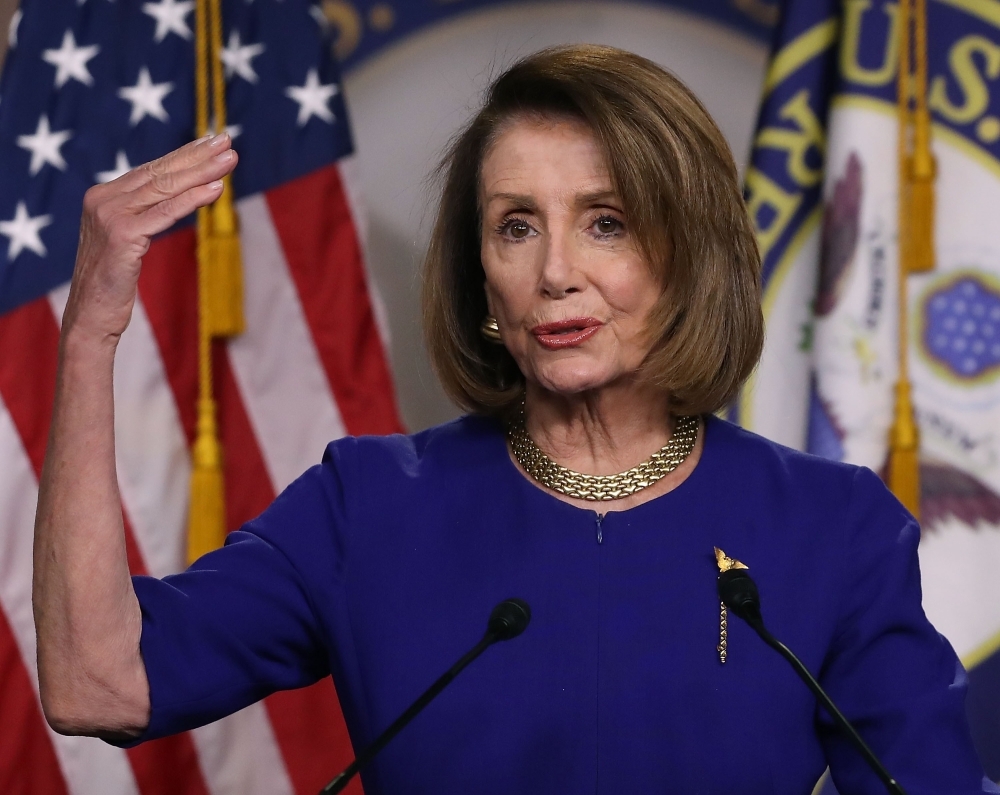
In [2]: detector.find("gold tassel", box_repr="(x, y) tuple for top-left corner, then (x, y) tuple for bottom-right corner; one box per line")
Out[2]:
(904, 146), (935, 274)
(187, 398), (227, 564)
(203, 0), (244, 337)
(887, 380), (921, 517)
(205, 177), (245, 336)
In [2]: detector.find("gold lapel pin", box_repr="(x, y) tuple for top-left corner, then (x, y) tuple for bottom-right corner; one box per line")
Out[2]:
(714, 547), (748, 664)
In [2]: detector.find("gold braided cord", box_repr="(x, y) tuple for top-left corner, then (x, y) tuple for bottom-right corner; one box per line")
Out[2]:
(909, 0), (935, 274)
(187, 0), (228, 563)
(195, 0), (211, 404)
(208, 0), (226, 134)
(507, 406), (699, 502)
(888, 0), (935, 519)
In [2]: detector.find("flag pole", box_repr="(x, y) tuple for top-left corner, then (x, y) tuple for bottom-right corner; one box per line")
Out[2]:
(887, 0), (935, 519)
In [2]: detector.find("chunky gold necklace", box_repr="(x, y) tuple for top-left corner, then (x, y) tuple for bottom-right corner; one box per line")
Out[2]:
(506, 403), (699, 501)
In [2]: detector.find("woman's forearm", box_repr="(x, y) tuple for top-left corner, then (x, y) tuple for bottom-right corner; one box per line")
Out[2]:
(33, 327), (149, 737)
(31, 132), (238, 738)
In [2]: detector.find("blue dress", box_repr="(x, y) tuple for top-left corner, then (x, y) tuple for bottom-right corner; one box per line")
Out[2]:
(127, 415), (993, 794)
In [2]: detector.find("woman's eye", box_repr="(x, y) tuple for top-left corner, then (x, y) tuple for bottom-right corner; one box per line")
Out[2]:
(501, 219), (533, 240)
(593, 216), (623, 236)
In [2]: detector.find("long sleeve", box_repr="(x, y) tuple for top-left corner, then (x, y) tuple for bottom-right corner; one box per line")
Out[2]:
(119, 439), (356, 744)
(819, 467), (997, 794)
(100, 416), (993, 794)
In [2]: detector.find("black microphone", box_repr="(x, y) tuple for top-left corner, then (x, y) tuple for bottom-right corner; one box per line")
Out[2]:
(319, 598), (531, 795)
(717, 569), (907, 795)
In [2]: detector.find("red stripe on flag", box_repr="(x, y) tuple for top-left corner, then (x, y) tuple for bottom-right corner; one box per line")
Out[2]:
(215, 342), (273, 530)
(264, 685), (362, 795)
(0, 299), (59, 475)
(138, 228), (200, 446)
(265, 167), (404, 436)
(0, 603), (69, 795)
(0, 296), (210, 795)
(0, 302), (69, 794)
(126, 734), (210, 795)
(140, 226), (362, 794)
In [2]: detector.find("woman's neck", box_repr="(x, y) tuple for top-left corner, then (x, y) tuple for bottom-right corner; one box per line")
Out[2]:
(523, 380), (676, 475)
(512, 380), (704, 512)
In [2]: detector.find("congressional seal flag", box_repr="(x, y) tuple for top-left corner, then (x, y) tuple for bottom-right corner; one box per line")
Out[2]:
(740, 0), (1000, 783)
(0, 0), (401, 792)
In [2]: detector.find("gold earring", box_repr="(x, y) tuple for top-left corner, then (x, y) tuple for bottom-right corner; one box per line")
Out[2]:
(480, 315), (503, 343)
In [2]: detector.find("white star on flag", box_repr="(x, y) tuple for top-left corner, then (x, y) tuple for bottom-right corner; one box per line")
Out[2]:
(285, 69), (338, 126)
(0, 202), (53, 260)
(142, 0), (195, 43)
(42, 30), (101, 88)
(209, 117), (243, 140)
(96, 151), (133, 183)
(118, 67), (174, 125)
(221, 31), (265, 83)
(16, 115), (73, 175)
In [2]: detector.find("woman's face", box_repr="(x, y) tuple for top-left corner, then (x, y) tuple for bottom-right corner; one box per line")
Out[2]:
(480, 116), (664, 397)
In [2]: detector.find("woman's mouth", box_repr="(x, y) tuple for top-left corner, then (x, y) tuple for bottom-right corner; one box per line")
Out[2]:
(531, 318), (603, 349)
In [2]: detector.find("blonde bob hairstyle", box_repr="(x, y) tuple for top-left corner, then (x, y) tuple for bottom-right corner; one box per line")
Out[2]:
(422, 44), (763, 417)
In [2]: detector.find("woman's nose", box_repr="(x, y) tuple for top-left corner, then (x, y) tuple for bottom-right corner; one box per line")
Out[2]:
(539, 231), (583, 299)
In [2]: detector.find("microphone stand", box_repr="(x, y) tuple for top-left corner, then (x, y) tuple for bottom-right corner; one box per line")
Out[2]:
(320, 598), (531, 795)
(718, 569), (907, 795)
(748, 618), (905, 795)
(321, 634), (496, 794)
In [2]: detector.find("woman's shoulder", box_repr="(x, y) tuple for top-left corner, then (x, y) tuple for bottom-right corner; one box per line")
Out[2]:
(320, 413), (506, 484)
(702, 415), (904, 525)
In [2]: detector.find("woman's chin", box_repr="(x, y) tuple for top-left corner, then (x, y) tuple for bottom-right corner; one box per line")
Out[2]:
(529, 365), (617, 397)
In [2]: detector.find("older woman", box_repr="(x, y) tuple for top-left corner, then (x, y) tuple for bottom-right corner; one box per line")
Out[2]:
(34, 46), (989, 793)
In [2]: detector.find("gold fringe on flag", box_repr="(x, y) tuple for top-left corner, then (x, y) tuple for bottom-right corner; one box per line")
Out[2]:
(888, 0), (935, 519)
(187, 0), (244, 563)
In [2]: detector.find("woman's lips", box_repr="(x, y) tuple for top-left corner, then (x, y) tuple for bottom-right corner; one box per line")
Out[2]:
(531, 318), (603, 349)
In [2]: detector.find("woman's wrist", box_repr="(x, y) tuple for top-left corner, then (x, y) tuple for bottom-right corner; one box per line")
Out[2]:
(59, 321), (121, 364)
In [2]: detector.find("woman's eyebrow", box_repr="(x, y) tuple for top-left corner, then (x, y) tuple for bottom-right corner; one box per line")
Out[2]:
(575, 189), (619, 206)
(485, 192), (537, 210)
(485, 189), (619, 208)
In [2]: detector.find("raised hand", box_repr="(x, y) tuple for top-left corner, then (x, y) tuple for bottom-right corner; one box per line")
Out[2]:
(34, 132), (237, 738)
(62, 132), (238, 347)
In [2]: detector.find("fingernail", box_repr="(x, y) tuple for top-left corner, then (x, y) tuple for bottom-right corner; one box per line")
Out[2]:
(196, 133), (213, 143)
(209, 180), (224, 190)
(213, 150), (234, 163)
(209, 132), (229, 146)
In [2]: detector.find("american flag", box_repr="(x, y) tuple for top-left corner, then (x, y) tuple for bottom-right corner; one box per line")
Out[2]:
(0, 0), (402, 792)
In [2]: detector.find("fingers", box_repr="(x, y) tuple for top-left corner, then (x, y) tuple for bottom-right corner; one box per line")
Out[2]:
(133, 178), (226, 239)
(123, 146), (237, 215)
(110, 133), (227, 194)
(79, 133), (237, 247)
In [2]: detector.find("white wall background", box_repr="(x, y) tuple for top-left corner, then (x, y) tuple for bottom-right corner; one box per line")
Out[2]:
(342, 1), (769, 431)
